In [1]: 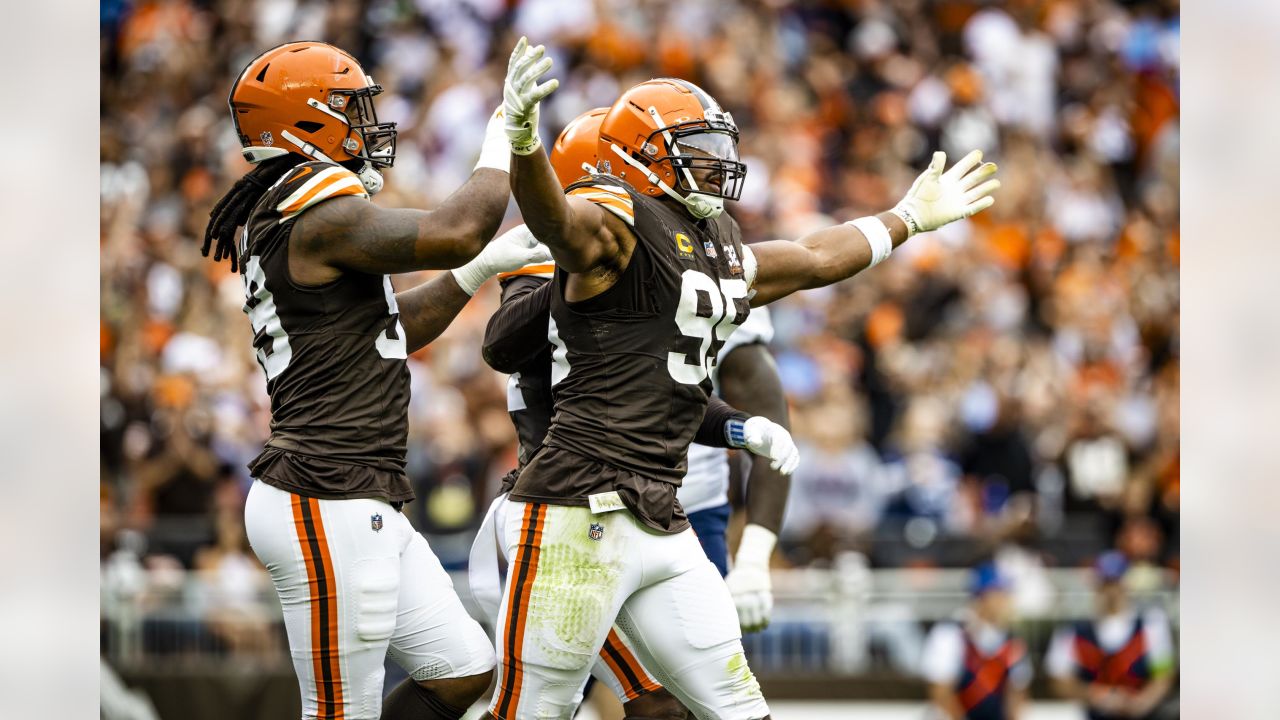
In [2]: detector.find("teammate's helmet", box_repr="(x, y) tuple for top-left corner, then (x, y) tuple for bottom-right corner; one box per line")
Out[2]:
(228, 42), (396, 190)
(597, 79), (746, 219)
(550, 107), (608, 189)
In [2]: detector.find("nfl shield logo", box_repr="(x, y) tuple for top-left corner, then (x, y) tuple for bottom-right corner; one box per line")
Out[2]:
(588, 522), (604, 541)
(371, 514), (383, 532)
(260, 131), (274, 146)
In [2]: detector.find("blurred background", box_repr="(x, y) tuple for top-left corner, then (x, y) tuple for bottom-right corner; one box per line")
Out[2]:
(99, 0), (1178, 717)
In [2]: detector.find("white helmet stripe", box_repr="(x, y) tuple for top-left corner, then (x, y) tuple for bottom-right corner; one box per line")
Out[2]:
(646, 105), (702, 197)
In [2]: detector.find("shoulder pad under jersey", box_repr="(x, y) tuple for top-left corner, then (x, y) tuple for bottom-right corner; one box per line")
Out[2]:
(274, 162), (369, 224)
(565, 180), (635, 227)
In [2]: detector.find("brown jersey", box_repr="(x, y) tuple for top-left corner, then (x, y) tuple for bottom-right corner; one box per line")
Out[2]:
(239, 161), (414, 503)
(491, 273), (556, 471)
(507, 176), (752, 532)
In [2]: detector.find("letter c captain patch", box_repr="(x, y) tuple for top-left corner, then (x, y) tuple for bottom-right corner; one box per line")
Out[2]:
(675, 232), (695, 260)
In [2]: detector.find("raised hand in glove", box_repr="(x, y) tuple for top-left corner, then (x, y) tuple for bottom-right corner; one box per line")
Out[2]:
(890, 150), (999, 236)
(451, 225), (552, 296)
(503, 36), (559, 156)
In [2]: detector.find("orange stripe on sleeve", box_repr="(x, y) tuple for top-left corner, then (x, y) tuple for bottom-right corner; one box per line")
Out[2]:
(282, 176), (366, 216)
(567, 186), (635, 221)
(497, 263), (555, 279)
(282, 173), (345, 213)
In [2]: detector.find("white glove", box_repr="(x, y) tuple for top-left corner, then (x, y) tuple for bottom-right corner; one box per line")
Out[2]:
(726, 524), (777, 633)
(503, 37), (559, 156)
(474, 106), (511, 173)
(451, 225), (552, 296)
(891, 150), (999, 236)
(741, 416), (800, 476)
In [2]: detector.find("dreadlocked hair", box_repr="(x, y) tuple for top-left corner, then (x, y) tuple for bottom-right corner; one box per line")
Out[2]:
(203, 154), (304, 272)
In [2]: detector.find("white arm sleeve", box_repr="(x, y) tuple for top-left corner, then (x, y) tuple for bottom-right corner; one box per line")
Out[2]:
(921, 623), (965, 684)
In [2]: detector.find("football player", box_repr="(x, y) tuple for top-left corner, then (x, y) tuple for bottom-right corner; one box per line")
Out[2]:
(486, 38), (999, 720)
(203, 42), (549, 720)
(471, 107), (798, 720)
(484, 106), (793, 623)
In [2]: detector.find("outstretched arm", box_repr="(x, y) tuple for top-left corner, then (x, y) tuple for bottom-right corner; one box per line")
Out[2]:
(396, 226), (552, 353)
(748, 211), (907, 306)
(750, 150), (999, 306)
(503, 37), (631, 273)
(292, 168), (510, 275)
(291, 109), (513, 276)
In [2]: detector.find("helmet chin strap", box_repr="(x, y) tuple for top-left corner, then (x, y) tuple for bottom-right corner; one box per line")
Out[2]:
(354, 163), (384, 195)
(608, 143), (723, 220)
(280, 129), (384, 196)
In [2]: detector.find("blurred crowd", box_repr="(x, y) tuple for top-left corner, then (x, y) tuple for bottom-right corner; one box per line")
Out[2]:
(100, 0), (1179, 597)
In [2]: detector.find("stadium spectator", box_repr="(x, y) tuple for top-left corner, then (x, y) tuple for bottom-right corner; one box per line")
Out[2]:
(921, 563), (1032, 720)
(1045, 551), (1176, 719)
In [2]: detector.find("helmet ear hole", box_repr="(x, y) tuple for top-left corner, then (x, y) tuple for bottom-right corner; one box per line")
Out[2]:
(294, 121), (324, 133)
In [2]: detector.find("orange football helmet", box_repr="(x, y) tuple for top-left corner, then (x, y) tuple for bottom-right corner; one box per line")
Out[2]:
(228, 41), (396, 192)
(550, 107), (608, 189)
(596, 78), (745, 219)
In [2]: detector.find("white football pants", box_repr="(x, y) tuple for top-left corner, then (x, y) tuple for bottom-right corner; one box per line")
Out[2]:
(245, 480), (494, 719)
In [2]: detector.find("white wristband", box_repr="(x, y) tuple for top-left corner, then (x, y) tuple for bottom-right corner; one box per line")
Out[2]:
(510, 134), (542, 157)
(474, 137), (510, 173)
(450, 264), (489, 297)
(735, 524), (777, 568)
(847, 216), (893, 268)
(475, 109), (511, 173)
(889, 206), (922, 237)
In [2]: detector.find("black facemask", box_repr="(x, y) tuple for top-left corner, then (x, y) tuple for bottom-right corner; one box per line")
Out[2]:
(329, 84), (397, 168)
